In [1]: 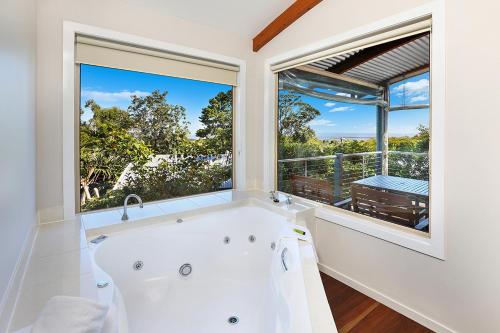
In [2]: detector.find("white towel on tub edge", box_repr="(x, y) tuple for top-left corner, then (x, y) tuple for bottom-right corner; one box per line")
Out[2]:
(31, 296), (108, 333)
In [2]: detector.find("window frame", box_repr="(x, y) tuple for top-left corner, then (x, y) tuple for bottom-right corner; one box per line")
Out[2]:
(63, 21), (247, 219)
(263, 3), (445, 259)
(75, 64), (236, 213)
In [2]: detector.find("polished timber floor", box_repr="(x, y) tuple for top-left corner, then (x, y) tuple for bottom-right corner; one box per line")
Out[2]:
(321, 273), (433, 333)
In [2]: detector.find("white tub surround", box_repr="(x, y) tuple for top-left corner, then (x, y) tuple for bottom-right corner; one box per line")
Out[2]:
(9, 191), (336, 333)
(8, 220), (91, 332)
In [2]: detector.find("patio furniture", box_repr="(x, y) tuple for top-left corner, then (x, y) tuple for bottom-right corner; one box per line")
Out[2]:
(351, 175), (429, 229)
(290, 175), (334, 204)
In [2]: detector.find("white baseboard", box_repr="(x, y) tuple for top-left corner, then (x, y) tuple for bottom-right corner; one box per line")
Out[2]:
(318, 263), (457, 333)
(37, 205), (64, 224)
(0, 225), (38, 333)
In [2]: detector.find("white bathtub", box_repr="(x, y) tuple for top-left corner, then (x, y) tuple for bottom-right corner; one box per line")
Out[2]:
(89, 199), (334, 333)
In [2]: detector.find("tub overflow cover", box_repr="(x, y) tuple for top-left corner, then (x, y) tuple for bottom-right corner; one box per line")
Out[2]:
(179, 263), (192, 277)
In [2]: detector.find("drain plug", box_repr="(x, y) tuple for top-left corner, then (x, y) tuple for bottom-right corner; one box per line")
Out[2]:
(228, 316), (239, 325)
(133, 260), (144, 271)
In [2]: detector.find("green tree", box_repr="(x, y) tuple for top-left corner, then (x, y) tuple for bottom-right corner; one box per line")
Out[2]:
(128, 90), (189, 154)
(278, 91), (320, 142)
(80, 100), (151, 207)
(196, 89), (233, 154)
(415, 124), (429, 152)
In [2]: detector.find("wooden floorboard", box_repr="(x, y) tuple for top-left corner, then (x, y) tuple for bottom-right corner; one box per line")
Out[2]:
(321, 272), (434, 333)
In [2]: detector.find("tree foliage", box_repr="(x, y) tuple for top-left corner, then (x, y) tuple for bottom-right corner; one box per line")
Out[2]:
(80, 100), (151, 204)
(128, 90), (189, 154)
(278, 91), (320, 143)
(196, 89), (233, 154)
(80, 89), (233, 211)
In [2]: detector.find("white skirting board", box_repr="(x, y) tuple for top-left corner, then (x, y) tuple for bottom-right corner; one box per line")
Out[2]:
(318, 263), (457, 333)
(0, 226), (38, 332)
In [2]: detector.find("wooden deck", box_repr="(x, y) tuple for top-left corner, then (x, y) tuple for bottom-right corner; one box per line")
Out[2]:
(321, 273), (434, 333)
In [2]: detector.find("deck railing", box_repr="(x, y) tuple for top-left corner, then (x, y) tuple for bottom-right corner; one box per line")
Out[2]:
(387, 151), (429, 180)
(277, 151), (428, 205)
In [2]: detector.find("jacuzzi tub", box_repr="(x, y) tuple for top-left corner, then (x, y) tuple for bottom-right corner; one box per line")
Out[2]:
(89, 198), (334, 333)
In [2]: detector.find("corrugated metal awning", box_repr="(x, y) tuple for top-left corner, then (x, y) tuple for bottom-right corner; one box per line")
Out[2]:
(307, 34), (430, 84)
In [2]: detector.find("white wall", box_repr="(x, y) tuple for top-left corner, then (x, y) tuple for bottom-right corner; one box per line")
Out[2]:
(36, 0), (257, 222)
(0, 0), (37, 319)
(254, 0), (500, 332)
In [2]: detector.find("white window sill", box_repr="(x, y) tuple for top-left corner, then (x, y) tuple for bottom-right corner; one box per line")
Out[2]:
(315, 205), (444, 260)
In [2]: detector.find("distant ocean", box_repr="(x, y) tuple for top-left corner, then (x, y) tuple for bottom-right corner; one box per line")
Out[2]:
(317, 133), (375, 140)
(317, 132), (415, 140)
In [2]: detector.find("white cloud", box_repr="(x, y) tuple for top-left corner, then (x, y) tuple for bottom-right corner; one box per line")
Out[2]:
(329, 106), (353, 113)
(336, 92), (351, 97)
(409, 95), (428, 103)
(309, 118), (336, 127)
(324, 102), (336, 107)
(81, 89), (150, 103)
(393, 79), (429, 96)
(187, 120), (203, 139)
(392, 79), (430, 104)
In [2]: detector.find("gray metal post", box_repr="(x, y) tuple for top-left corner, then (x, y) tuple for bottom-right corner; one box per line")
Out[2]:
(334, 153), (344, 202)
(376, 106), (384, 175)
(376, 86), (389, 176)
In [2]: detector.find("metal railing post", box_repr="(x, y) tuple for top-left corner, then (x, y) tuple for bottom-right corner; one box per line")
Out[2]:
(304, 160), (308, 177)
(334, 153), (344, 202)
(362, 155), (366, 178)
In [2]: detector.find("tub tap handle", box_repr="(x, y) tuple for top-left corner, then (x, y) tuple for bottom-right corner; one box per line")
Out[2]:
(281, 247), (289, 272)
(269, 191), (279, 203)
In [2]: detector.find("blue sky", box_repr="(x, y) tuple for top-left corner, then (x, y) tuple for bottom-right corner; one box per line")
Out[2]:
(80, 65), (232, 138)
(80, 64), (429, 140)
(296, 72), (430, 138)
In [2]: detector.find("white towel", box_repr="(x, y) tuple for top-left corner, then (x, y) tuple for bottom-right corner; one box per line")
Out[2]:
(31, 296), (108, 333)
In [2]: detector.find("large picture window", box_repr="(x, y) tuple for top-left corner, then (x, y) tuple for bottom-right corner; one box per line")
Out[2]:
(276, 27), (431, 233)
(76, 37), (237, 212)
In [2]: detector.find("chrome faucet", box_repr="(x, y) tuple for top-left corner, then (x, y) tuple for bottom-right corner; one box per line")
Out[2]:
(285, 195), (293, 206)
(122, 194), (143, 220)
(269, 190), (279, 203)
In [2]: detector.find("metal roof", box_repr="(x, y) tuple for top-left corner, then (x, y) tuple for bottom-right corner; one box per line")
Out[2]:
(308, 34), (430, 85)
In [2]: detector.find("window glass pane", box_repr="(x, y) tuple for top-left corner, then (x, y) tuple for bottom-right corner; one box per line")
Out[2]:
(277, 32), (430, 233)
(387, 72), (430, 181)
(79, 65), (233, 212)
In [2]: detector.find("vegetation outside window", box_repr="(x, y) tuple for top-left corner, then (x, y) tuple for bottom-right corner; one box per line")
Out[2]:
(76, 37), (237, 212)
(276, 29), (431, 233)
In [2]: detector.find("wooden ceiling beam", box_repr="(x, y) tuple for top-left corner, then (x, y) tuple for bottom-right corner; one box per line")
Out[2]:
(327, 32), (430, 74)
(252, 0), (323, 52)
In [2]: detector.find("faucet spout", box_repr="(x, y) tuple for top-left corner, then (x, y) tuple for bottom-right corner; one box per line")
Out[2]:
(122, 194), (143, 221)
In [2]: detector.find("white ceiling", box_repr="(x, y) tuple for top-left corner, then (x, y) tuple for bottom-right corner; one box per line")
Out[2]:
(124, 0), (295, 38)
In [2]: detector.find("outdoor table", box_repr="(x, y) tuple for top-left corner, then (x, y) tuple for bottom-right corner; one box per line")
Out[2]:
(352, 175), (428, 205)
